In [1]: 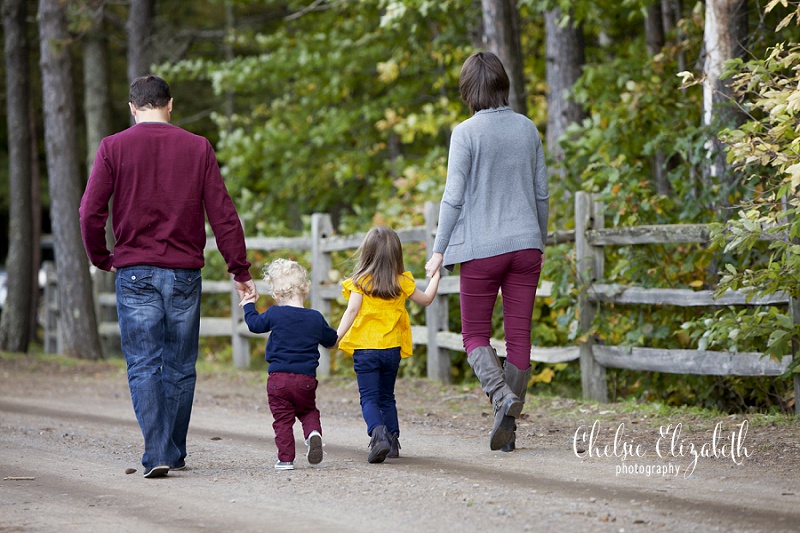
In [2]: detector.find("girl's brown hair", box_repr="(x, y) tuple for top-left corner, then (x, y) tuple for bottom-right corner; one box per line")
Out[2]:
(350, 226), (405, 299)
(458, 51), (510, 114)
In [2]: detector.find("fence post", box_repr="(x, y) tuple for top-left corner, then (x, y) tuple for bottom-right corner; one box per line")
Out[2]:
(424, 201), (450, 383)
(92, 269), (119, 357)
(42, 261), (60, 354)
(231, 282), (250, 370)
(311, 213), (334, 377)
(575, 192), (608, 402)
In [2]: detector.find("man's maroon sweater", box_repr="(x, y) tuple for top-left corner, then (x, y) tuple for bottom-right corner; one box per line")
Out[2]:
(79, 122), (251, 282)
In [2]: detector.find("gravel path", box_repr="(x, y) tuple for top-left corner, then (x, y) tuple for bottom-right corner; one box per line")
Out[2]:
(1, 356), (799, 532)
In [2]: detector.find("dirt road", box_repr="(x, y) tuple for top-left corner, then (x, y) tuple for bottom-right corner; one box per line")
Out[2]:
(1, 356), (799, 532)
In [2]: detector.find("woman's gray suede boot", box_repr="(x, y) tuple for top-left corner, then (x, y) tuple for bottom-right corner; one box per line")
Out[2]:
(387, 432), (401, 458)
(467, 346), (523, 450)
(501, 362), (532, 452)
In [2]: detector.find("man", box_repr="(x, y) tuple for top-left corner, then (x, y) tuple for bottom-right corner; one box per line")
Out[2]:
(79, 75), (257, 478)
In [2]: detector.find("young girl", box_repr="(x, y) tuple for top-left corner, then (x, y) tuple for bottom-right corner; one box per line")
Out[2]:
(337, 226), (441, 463)
(241, 259), (338, 470)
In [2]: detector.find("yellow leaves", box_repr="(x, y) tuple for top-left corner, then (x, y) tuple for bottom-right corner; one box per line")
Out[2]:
(770, 102), (788, 117)
(530, 367), (555, 384)
(766, 0), (800, 31)
(765, 0), (788, 12)
(783, 162), (800, 190)
(675, 330), (691, 347)
(379, 1), (407, 28)
(688, 280), (704, 288)
(677, 71), (700, 89)
(375, 108), (400, 132)
(786, 88), (800, 113)
(776, 11), (797, 31)
(377, 60), (399, 84)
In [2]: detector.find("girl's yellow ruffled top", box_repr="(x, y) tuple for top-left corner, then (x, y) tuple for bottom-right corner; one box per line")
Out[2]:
(338, 271), (417, 359)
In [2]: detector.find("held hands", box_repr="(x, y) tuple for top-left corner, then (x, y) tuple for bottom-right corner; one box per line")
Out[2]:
(235, 279), (258, 307)
(425, 252), (444, 279)
(239, 295), (257, 307)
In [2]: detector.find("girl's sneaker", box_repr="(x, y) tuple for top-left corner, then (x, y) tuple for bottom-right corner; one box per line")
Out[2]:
(305, 430), (323, 465)
(274, 461), (294, 470)
(368, 425), (390, 463)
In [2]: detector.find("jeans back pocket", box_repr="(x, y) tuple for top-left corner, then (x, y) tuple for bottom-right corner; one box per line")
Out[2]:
(117, 268), (157, 306)
(172, 269), (201, 311)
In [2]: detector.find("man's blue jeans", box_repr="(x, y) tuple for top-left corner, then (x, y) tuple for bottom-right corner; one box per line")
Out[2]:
(352, 347), (401, 437)
(116, 266), (201, 470)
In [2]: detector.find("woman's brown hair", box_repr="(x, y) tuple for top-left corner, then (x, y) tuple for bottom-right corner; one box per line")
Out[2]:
(458, 51), (510, 114)
(350, 226), (406, 299)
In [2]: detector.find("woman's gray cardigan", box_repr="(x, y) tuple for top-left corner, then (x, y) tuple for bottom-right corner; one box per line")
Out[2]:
(432, 107), (549, 268)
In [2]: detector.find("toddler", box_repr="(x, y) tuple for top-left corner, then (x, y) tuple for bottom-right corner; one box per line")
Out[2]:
(242, 259), (338, 470)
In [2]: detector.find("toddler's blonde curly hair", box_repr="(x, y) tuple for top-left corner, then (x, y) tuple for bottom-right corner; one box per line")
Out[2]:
(263, 259), (310, 302)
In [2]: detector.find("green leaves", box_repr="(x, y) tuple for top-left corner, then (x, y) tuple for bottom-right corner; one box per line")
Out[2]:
(158, 0), (476, 234)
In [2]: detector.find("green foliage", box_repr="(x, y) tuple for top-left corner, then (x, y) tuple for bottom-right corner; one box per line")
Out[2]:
(146, 1), (798, 410)
(608, 369), (795, 413)
(547, 2), (800, 409)
(680, 17), (800, 377)
(558, 13), (709, 224)
(547, 10), (717, 403)
(158, 0), (474, 234)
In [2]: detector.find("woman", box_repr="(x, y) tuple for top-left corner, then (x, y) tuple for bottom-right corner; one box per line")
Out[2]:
(425, 51), (549, 451)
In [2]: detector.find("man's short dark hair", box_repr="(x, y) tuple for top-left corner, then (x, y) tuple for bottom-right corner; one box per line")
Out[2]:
(458, 52), (510, 114)
(129, 75), (171, 109)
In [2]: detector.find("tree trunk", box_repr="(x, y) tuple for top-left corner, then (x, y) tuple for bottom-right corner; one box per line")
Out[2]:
(645, 2), (672, 196)
(126, 0), (155, 83)
(470, 0), (484, 50)
(83, 5), (112, 175)
(662, 0), (681, 35)
(38, 0), (103, 359)
(545, 7), (586, 173)
(703, 0), (747, 185)
(0, 0), (34, 352)
(663, 0), (685, 73)
(481, 0), (527, 115)
(83, 1), (118, 357)
(29, 98), (42, 343)
(646, 2), (665, 55)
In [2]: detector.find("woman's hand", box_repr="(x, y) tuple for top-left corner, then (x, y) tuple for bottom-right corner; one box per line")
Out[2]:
(425, 252), (443, 278)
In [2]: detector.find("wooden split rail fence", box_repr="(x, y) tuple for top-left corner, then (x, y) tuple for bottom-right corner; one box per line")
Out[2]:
(43, 192), (798, 413)
(573, 193), (795, 410)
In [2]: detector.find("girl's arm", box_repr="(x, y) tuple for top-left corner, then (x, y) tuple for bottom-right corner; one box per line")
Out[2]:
(337, 291), (363, 344)
(408, 270), (441, 307)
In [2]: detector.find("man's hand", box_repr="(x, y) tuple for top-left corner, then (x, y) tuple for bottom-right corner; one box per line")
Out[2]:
(235, 279), (258, 306)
